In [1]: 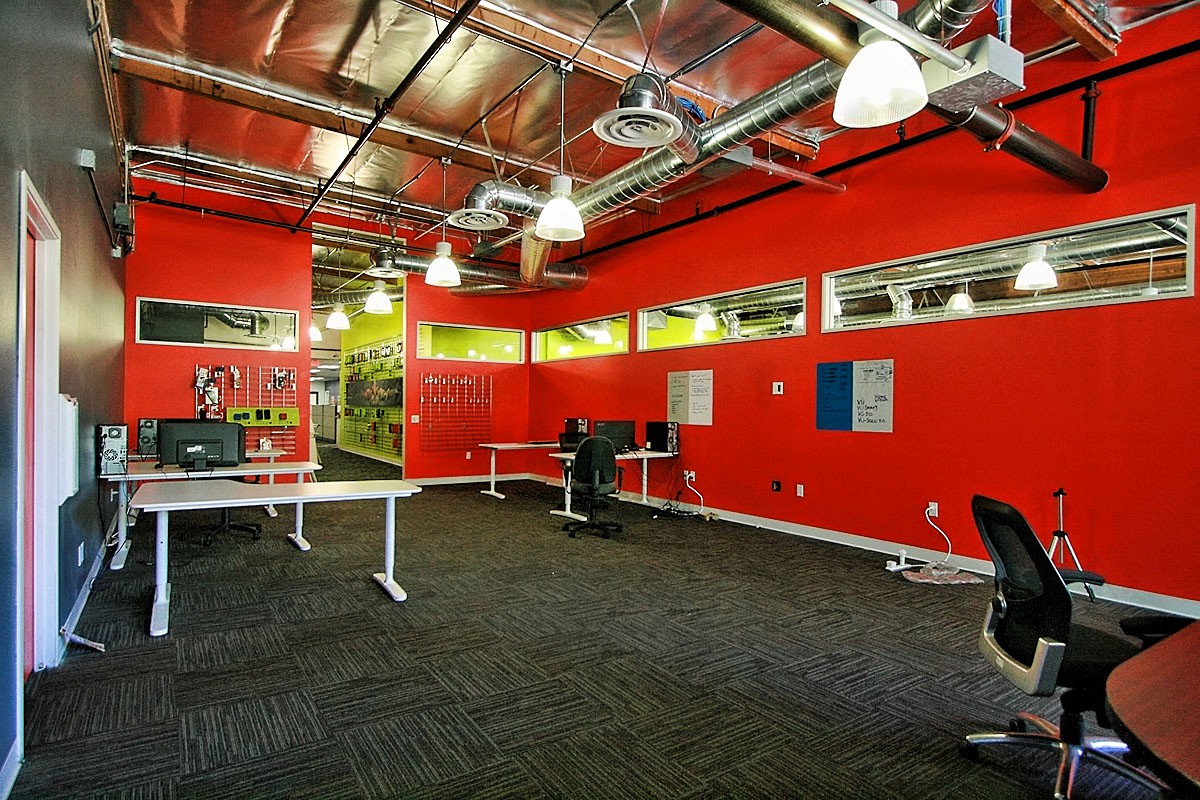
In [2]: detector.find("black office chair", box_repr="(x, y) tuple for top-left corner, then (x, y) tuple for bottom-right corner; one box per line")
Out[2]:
(563, 436), (623, 539)
(200, 505), (261, 546)
(960, 495), (1167, 798)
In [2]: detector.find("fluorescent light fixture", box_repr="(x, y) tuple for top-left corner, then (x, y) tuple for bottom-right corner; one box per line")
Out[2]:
(1015, 243), (1057, 291)
(833, 1), (928, 129)
(308, 323), (323, 342)
(535, 175), (584, 241)
(364, 280), (392, 314)
(326, 303), (350, 330)
(425, 241), (461, 287)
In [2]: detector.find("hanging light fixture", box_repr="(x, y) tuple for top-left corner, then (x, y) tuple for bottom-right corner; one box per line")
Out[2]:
(832, 0), (928, 129)
(1015, 243), (1057, 291)
(280, 334), (297, 350)
(692, 304), (718, 339)
(594, 321), (613, 345)
(364, 280), (392, 314)
(1141, 249), (1159, 296)
(426, 158), (462, 287)
(326, 303), (350, 330)
(536, 64), (585, 242)
(945, 281), (976, 314)
(790, 312), (805, 333)
(308, 322), (324, 342)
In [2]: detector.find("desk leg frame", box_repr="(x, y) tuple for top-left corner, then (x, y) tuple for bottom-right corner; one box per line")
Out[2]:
(149, 510), (171, 637)
(549, 462), (586, 522)
(372, 497), (407, 601)
(481, 449), (505, 499)
(111, 480), (132, 570)
(288, 502), (311, 551)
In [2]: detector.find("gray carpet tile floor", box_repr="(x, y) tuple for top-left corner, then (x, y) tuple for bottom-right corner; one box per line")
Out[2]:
(13, 444), (1169, 799)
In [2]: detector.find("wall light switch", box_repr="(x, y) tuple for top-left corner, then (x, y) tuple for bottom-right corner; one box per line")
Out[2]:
(772, 381), (784, 395)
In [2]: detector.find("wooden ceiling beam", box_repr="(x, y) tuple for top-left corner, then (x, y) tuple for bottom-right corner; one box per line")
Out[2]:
(1025, 0), (1119, 60)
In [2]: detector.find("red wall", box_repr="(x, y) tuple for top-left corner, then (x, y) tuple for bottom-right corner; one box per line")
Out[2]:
(500, 15), (1199, 602)
(402, 280), (536, 477)
(123, 181), (313, 468)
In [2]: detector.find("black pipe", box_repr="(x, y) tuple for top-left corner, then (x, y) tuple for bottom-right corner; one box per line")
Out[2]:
(294, 0), (483, 228)
(1081, 80), (1100, 161)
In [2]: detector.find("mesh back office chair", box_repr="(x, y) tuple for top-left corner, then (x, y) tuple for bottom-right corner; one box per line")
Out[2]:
(563, 436), (623, 539)
(960, 495), (1167, 798)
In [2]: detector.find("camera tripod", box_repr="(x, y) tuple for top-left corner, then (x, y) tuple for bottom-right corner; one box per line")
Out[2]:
(1047, 488), (1104, 601)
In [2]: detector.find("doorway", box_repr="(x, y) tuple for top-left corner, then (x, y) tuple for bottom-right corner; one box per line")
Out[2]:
(18, 172), (63, 680)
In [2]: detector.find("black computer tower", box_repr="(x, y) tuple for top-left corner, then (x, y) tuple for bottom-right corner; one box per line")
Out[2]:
(137, 418), (158, 456)
(646, 421), (679, 454)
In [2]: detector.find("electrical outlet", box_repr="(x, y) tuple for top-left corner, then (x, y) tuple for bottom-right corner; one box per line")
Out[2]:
(465, 451), (472, 460)
(796, 483), (804, 497)
(927, 501), (939, 518)
(683, 470), (696, 481)
(410, 414), (420, 424)
(771, 480), (781, 492)
(77, 542), (85, 567)
(771, 381), (784, 395)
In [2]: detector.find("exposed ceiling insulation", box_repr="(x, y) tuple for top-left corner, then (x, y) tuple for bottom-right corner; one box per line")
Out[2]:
(94, 0), (1192, 302)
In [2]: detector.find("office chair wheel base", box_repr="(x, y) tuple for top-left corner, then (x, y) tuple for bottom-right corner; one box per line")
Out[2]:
(959, 742), (981, 761)
(568, 530), (577, 538)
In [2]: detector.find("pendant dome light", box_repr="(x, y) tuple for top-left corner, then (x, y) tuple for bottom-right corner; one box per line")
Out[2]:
(426, 157), (462, 287)
(364, 280), (393, 314)
(308, 322), (323, 342)
(945, 281), (976, 314)
(536, 64), (585, 242)
(1015, 243), (1057, 291)
(326, 303), (350, 331)
(594, 321), (613, 345)
(832, 0), (928, 129)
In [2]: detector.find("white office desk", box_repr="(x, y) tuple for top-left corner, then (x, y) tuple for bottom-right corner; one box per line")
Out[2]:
(248, 448), (296, 518)
(549, 449), (677, 520)
(131, 478), (422, 637)
(478, 441), (559, 499)
(104, 460), (321, 570)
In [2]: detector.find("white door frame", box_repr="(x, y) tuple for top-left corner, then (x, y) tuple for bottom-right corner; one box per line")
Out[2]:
(17, 171), (62, 680)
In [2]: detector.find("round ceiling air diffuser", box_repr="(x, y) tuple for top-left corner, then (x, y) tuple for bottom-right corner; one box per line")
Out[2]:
(592, 107), (683, 149)
(447, 207), (508, 231)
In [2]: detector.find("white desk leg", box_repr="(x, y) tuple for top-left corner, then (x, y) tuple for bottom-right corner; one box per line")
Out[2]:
(373, 497), (407, 601)
(149, 510), (171, 637)
(264, 455), (279, 518)
(641, 460), (650, 504)
(481, 449), (505, 499)
(288, 501), (311, 551)
(550, 462), (586, 521)
(111, 481), (131, 570)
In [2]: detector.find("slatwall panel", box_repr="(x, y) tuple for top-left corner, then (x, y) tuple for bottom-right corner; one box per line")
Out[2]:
(194, 363), (298, 454)
(419, 373), (492, 451)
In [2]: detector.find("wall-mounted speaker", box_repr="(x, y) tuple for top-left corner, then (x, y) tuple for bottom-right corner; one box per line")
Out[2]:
(97, 424), (128, 476)
(646, 421), (679, 454)
(137, 418), (158, 456)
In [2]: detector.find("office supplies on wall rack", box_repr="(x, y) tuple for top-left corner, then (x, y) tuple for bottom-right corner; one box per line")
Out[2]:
(193, 363), (298, 455)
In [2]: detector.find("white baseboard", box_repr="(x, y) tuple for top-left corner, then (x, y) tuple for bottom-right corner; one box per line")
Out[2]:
(632, 495), (1200, 618)
(1, 735), (21, 800)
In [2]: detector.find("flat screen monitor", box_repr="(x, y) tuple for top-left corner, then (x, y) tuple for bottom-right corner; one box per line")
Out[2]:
(156, 419), (246, 469)
(593, 420), (638, 453)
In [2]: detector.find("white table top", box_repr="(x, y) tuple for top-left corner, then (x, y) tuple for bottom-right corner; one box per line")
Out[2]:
(551, 449), (677, 461)
(131, 478), (422, 512)
(480, 441), (560, 450)
(105, 460), (322, 482)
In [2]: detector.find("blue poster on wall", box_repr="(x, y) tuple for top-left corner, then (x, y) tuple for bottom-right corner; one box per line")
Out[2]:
(817, 359), (894, 432)
(816, 361), (854, 430)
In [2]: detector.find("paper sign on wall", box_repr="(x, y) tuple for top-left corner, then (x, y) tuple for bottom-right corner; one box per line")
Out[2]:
(667, 369), (713, 426)
(816, 359), (893, 432)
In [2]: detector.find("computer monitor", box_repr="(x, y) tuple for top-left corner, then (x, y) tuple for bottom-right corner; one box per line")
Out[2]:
(558, 431), (587, 452)
(156, 419), (246, 469)
(593, 420), (638, 452)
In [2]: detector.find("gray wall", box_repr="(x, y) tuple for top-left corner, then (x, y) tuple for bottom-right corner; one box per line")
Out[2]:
(0, 1), (125, 784)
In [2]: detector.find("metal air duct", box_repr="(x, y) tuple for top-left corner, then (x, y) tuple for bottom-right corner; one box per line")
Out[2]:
(342, 249), (587, 293)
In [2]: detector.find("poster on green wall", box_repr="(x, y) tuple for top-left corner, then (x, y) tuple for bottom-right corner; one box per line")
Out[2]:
(345, 377), (403, 407)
